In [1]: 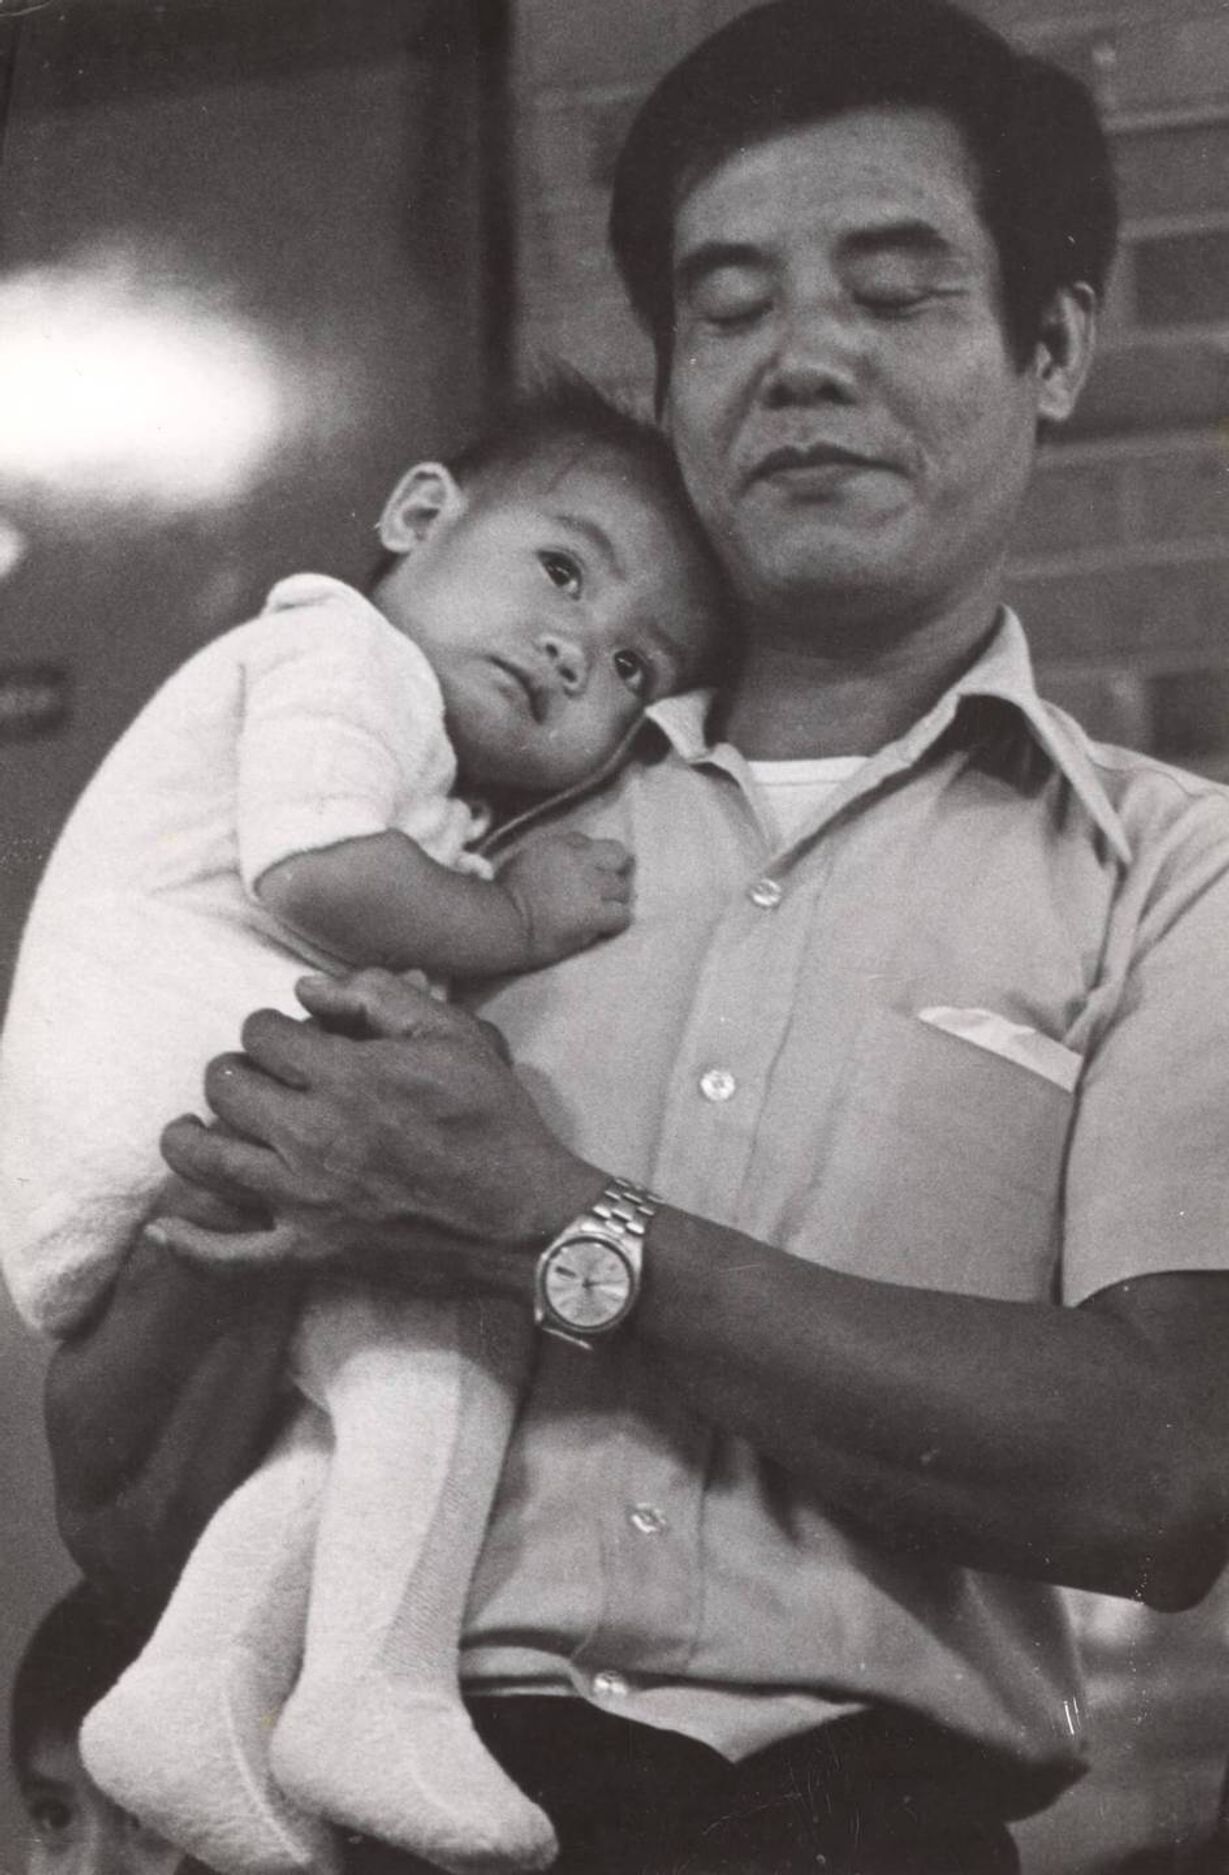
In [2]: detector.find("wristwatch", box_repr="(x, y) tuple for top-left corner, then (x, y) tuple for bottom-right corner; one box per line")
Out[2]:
(534, 1176), (658, 1348)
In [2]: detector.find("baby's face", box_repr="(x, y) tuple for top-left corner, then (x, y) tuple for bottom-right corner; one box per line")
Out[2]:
(392, 451), (720, 794)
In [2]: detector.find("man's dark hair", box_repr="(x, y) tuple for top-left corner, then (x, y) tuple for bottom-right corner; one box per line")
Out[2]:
(609, 0), (1119, 401)
(11, 1585), (148, 1777)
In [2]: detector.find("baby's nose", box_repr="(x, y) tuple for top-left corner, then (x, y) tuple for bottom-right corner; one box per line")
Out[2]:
(539, 632), (589, 696)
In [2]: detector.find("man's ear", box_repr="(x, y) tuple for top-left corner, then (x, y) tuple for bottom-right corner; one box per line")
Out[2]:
(378, 462), (466, 553)
(1033, 283), (1098, 429)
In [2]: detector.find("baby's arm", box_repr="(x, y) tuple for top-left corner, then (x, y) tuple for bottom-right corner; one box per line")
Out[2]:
(256, 827), (632, 978)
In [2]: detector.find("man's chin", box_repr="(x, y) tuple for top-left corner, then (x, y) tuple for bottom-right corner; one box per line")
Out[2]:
(735, 540), (913, 618)
(739, 559), (967, 659)
(730, 490), (912, 578)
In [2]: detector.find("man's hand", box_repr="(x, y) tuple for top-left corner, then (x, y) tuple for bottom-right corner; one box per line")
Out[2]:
(153, 1171), (271, 1236)
(497, 831), (633, 968)
(150, 970), (603, 1291)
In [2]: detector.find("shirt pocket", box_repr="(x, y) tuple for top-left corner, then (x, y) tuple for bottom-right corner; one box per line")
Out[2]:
(791, 1005), (1076, 1302)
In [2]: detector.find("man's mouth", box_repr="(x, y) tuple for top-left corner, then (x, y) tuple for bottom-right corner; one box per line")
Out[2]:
(747, 442), (885, 487)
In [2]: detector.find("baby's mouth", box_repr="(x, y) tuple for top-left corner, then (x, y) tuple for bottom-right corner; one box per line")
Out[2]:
(489, 656), (549, 724)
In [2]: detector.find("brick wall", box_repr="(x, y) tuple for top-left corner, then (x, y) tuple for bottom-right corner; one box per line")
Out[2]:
(511, 0), (1229, 773)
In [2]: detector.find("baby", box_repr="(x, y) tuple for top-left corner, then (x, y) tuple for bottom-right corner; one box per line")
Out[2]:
(0, 374), (727, 1875)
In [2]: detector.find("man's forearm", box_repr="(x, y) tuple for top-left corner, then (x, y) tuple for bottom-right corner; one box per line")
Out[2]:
(143, 972), (1229, 1616)
(48, 1237), (246, 1504)
(631, 1204), (1229, 1609)
(46, 1235), (302, 1613)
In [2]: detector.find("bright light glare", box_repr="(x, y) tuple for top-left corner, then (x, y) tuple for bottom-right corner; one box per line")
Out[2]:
(0, 251), (283, 511)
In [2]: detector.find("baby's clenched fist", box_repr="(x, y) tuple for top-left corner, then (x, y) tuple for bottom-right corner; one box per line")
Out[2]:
(497, 831), (633, 968)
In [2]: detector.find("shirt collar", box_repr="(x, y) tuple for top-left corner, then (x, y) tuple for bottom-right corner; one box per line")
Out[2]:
(944, 609), (1131, 865)
(644, 610), (1132, 866)
(645, 687), (716, 762)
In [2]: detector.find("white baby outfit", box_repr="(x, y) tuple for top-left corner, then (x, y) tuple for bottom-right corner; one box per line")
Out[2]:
(0, 574), (555, 1875)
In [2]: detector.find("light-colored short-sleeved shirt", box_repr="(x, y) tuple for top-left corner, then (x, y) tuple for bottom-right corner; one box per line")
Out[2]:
(457, 610), (1229, 1797)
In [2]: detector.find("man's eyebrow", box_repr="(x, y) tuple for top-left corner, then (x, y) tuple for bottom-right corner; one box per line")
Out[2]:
(551, 510), (625, 580)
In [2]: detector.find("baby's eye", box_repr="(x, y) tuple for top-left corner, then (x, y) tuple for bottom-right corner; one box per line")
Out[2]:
(613, 649), (649, 697)
(540, 551), (582, 599)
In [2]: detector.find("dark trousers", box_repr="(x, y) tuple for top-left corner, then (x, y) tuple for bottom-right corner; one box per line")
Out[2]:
(345, 1697), (1024, 1874)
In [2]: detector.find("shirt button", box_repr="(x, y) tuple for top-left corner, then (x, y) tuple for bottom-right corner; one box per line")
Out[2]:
(699, 1067), (737, 1103)
(592, 1669), (630, 1701)
(628, 1503), (668, 1536)
(748, 877), (782, 910)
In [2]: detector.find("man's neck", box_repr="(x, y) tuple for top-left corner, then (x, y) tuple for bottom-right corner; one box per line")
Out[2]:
(717, 592), (1003, 760)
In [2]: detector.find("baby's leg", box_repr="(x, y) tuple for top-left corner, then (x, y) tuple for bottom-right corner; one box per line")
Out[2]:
(81, 1406), (338, 1875)
(270, 1288), (555, 1874)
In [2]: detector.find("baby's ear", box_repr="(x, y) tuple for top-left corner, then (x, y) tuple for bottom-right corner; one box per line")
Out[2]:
(378, 462), (466, 552)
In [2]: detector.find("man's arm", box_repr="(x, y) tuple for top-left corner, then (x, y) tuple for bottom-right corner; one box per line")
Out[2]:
(627, 1213), (1229, 1609)
(45, 1196), (303, 1620)
(150, 971), (1229, 1614)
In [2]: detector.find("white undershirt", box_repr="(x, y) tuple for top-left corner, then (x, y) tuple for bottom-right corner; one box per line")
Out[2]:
(746, 755), (868, 846)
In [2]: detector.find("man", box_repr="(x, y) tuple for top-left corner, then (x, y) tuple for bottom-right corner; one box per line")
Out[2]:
(44, 2), (1229, 1870)
(12, 1586), (186, 1875)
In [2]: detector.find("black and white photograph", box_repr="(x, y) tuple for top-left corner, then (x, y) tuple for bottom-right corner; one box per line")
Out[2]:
(1, 2), (1228, 1871)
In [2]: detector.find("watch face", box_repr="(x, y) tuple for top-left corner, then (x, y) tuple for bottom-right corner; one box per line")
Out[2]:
(543, 1236), (634, 1331)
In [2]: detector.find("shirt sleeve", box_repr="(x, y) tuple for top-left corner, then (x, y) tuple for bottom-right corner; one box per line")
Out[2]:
(233, 580), (454, 895)
(1062, 788), (1229, 1304)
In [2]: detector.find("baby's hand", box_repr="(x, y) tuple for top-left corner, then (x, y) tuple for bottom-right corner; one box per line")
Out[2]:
(498, 831), (634, 968)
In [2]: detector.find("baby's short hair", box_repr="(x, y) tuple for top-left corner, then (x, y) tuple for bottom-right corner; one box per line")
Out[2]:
(449, 368), (693, 510)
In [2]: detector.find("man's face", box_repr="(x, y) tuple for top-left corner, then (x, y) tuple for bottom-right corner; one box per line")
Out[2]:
(665, 108), (1051, 644)
(20, 1731), (182, 1875)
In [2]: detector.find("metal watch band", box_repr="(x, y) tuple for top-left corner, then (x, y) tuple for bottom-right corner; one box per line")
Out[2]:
(534, 1176), (659, 1346)
(589, 1175), (659, 1250)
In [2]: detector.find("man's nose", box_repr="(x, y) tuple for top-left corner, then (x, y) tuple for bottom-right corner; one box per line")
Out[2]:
(539, 632), (589, 696)
(761, 299), (860, 407)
